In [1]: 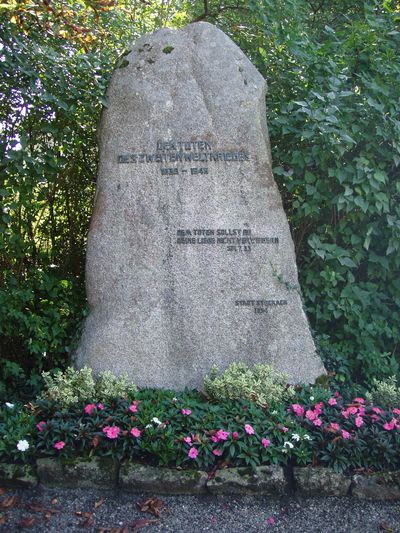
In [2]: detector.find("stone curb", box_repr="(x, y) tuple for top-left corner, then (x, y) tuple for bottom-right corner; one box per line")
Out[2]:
(1, 460), (400, 500)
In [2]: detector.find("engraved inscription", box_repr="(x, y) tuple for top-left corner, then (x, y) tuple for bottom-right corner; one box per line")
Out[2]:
(235, 299), (288, 314)
(117, 139), (250, 176)
(176, 228), (279, 252)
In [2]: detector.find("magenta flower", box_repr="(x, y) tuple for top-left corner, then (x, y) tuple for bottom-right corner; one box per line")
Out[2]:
(371, 414), (380, 423)
(212, 429), (230, 442)
(232, 431), (239, 439)
(36, 420), (46, 432)
(181, 409), (192, 416)
(188, 447), (198, 459)
(84, 403), (96, 415)
(244, 424), (255, 435)
(314, 402), (324, 415)
(355, 416), (363, 428)
(313, 418), (322, 427)
(372, 406), (383, 414)
(342, 430), (350, 440)
(383, 421), (395, 431)
(129, 404), (138, 413)
(353, 397), (365, 404)
(328, 398), (337, 406)
(305, 409), (317, 421)
(183, 436), (192, 445)
(329, 423), (340, 431)
(102, 425), (120, 439)
(54, 441), (65, 450)
(97, 403), (104, 410)
(282, 426), (289, 433)
(213, 449), (222, 456)
(292, 404), (304, 416)
(130, 427), (141, 438)
(267, 517), (275, 525)
(393, 408), (400, 415)
(261, 438), (271, 448)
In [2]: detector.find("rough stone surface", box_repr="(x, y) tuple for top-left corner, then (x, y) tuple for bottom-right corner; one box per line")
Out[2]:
(36, 458), (117, 489)
(75, 22), (325, 389)
(294, 466), (351, 497)
(352, 471), (400, 500)
(119, 463), (208, 494)
(207, 466), (286, 495)
(0, 462), (37, 488)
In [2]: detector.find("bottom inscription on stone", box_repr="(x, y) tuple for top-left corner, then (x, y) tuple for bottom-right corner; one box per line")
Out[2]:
(235, 299), (288, 314)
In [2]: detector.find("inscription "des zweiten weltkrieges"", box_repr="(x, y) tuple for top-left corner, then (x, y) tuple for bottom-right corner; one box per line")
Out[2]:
(176, 228), (278, 252)
(117, 139), (249, 176)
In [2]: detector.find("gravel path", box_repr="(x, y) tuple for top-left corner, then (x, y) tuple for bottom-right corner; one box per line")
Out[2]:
(0, 485), (399, 532)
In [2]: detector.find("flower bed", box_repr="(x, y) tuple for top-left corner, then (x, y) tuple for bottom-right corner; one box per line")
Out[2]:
(2, 386), (399, 475)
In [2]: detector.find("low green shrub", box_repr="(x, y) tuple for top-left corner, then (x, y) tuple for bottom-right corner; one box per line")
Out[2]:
(203, 362), (295, 406)
(366, 376), (400, 408)
(39, 366), (137, 406)
(0, 403), (35, 463)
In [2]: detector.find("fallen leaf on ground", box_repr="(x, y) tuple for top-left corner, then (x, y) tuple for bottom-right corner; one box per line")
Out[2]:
(137, 497), (165, 517)
(132, 518), (159, 531)
(18, 516), (37, 528)
(0, 495), (17, 510)
(98, 528), (128, 533)
(76, 511), (94, 528)
(0, 513), (7, 525)
(379, 522), (394, 532)
(0, 488), (7, 496)
(95, 498), (105, 509)
(26, 502), (57, 514)
(51, 498), (58, 505)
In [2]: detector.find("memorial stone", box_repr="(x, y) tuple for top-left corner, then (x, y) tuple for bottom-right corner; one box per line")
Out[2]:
(75, 22), (326, 389)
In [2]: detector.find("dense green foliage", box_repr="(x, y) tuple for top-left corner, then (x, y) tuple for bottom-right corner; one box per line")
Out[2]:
(1, 0), (399, 389)
(2, 380), (400, 473)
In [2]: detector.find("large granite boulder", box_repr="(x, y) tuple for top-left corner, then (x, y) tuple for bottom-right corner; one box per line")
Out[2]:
(75, 22), (325, 389)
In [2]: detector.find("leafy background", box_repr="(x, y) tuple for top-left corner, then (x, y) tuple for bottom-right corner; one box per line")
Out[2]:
(1, 0), (399, 396)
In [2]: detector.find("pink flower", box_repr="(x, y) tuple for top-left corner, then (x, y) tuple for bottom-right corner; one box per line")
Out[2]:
(129, 404), (138, 413)
(84, 403), (96, 415)
(355, 416), (363, 428)
(383, 420), (396, 431)
(372, 407), (383, 414)
(36, 421), (46, 432)
(213, 449), (222, 456)
(97, 403), (104, 410)
(267, 517), (275, 525)
(54, 441), (65, 450)
(353, 397), (365, 404)
(348, 406), (358, 415)
(188, 447), (198, 459)
(232, 431), (239, 440)
(183, 436), (192, 445)
(244, 424), (255, 435)
(130, 427), (141, 438)
(102, 425), (120, 439)
(306, 410), (317, 421)
(313, 418), (323, 427)
(328, 398), (337, 406)
(393, 408), (400, 415)
(292, 404), (304, 416)
(261, 438), (271, 448)
(282, 426), (289, 433)
(371, 414), (380, 423)
(342, 430), (350, 440)
(329, 423), (340, 431)
(341, 409), (349, 419)
(213, 429), (230, 442)
(181, 409), (192, 416)
(314, 402), (324, 415)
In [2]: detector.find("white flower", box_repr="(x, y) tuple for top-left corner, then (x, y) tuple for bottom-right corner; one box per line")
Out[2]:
(282, 448), (288, 453)
(152, 417), (162, 425)
(17, 440), (29, 451)
(172, 397), (178, 402)
(271, 410), (278, 415)
(291, 433), (300, 441)
(283, 441), (294, 449)
(5, 402), (14, 408)
(310, 396), (314, 401)
(303, 434), (311, 441)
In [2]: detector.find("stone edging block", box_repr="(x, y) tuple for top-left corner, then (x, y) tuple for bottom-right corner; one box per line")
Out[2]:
(36, 458), (118, 489)
(352, 471), (400, 500)
(207, 466), (286, 495)
(0, 462), (37, 488)
(293, 466), (351, 497)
